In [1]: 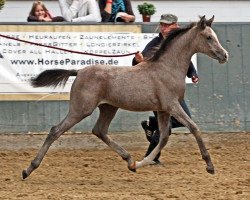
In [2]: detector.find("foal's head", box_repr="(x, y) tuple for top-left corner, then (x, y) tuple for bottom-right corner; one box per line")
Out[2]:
(194, 16), (228, 63)
(149, 16), (228, 64)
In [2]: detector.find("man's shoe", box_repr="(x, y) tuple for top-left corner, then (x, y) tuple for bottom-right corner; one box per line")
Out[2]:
(152, 128), (171, 137)
(141, 120), (153, 138)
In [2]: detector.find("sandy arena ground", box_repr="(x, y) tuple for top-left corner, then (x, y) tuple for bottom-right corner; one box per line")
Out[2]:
(0, 131), (249, 200)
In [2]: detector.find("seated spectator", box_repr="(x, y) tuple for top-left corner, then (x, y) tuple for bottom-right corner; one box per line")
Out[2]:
(27, 1), (65, 22)
(58, 0), (101, 22)
(99, 0), (135, 22)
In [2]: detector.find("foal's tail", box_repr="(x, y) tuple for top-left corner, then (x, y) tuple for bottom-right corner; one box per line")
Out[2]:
(31, 69), (78, 88)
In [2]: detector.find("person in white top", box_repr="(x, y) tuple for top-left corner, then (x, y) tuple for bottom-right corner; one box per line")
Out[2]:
(58, 0), (101, 22)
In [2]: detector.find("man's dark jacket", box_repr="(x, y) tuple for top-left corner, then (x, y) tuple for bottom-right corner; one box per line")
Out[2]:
(132, 33), (198, 78)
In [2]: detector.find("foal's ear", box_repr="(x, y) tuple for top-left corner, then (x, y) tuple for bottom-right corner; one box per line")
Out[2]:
(206, 15), (214, 27)
(198, 15), (206, 29)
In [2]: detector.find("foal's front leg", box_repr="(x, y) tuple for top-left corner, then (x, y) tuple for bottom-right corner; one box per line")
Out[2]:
(136, 111), (170, 168)
(171, 103), (214, 174)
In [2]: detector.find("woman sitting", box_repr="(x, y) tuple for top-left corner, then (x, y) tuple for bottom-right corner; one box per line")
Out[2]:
(99, 0), (135, 22)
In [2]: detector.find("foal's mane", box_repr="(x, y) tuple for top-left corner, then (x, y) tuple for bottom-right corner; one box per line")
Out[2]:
(149, 22), (196, 62)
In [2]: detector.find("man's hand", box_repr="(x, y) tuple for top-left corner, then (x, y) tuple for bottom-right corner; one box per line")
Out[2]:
(192, 75), (199, 83)
(135, 52), (144, 63)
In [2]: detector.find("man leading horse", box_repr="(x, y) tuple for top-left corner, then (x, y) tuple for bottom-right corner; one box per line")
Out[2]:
(132, 14), (199, 165)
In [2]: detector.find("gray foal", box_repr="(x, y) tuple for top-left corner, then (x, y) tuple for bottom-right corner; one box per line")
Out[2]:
(22, 16), (228, 179)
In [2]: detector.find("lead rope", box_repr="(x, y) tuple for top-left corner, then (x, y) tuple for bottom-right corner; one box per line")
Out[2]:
(0, 34), (138, 57)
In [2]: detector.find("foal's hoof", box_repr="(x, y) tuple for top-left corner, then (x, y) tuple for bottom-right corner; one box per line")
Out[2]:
(206, 166), (215, 174)
(129, 168), (136, 173)
(22, 170), (29, 180)
(128, 161), (136, 173)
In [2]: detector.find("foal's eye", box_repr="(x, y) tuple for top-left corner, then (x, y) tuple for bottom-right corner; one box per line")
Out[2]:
(207, 36), (212, 40)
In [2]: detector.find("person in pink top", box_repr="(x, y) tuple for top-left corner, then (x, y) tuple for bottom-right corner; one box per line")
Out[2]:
(27, 1), (65, 22)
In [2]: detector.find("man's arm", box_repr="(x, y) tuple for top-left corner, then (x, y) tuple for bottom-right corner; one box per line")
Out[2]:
(187, 62), (199, 83)
(187, 62), (198, 78)
(132, 37), (161, 66)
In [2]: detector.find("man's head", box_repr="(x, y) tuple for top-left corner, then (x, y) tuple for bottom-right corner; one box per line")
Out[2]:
(159, 14), (178, 24)
(159, 14), (179, 37)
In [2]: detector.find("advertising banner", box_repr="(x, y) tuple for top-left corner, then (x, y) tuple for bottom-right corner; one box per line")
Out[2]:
(0, 32), (196, 100)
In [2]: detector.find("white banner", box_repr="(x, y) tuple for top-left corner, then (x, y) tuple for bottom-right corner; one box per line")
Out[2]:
(0, 32), (196, 94)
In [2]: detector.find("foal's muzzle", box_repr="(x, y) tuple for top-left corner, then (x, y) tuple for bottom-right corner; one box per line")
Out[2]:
(215, 49), (229, 64)
(218, 51), (229, 64)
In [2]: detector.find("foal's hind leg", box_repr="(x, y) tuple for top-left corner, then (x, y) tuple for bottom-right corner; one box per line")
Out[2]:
(171, 103), (214, 174)
(92, 104), (136, 172)
(22, 112), (90, 179)
(136, 112), (170, 168)
(22, 94), (97, 179)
